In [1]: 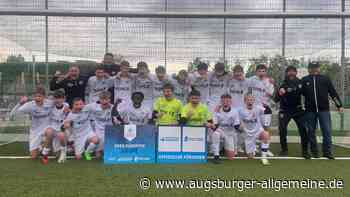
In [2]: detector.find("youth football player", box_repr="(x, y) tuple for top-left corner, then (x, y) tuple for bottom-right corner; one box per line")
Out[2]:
(42, 89), (70, 164)
(63, 98), (99, 160)
(153, 66), (170, 100)
(238, 93), (272, 165)
(84, 91), (113, 158)
(113, 92), (153, 125)
(180, 90), (212, 126)
(208, 62), (229, 112)
(10, 86), (53, 159)
(110, 60), (134, 105)
(133, 61), (154, 109)
(85, 65), (111, 104)
(209, 94), (240, 164)
(189, 62), (210, 105)
(170, 69), (191, 104)
(153, 83), (183, 125)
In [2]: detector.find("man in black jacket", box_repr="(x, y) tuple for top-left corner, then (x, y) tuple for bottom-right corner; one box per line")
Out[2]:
(301, 62), (343, 159)
(50, 66), (88, 106)
(275, 66), (309, 158)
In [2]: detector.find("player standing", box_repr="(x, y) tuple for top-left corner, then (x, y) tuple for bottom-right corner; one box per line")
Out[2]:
(10, 86), (53, 160)
(189, 62), (210, 106)
(170, 69), (191, 105)
(153, 66), (170, 100)
(110, 60), (134, 105)
(85, 65), (111, 104)
(208, 62), (229, 112)
(247, 64), (274, 130)
(133, 62), (154, 109)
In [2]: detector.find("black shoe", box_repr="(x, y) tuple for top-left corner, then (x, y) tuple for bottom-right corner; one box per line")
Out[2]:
(302, 152), (311, 160)
(311, 152), (320, 158)
(279, 150), (288, 157)
(323, 154), (335, 160)
(212, 156), (221, 164)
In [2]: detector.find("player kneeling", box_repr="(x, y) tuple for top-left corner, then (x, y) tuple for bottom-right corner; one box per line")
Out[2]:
(84, 91), (113, 159)
(63, 98), (99, 160)
(42, 90), (70, 164)
(238, 93), (272, 165)
(208, 94), (240, 164)
(10, 86), (53, 160)
(112, 92), (153, 125)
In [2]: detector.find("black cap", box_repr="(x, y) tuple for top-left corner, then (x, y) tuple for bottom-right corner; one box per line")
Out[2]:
(308, 62), (320, 69)
(286, 66), (297, 72)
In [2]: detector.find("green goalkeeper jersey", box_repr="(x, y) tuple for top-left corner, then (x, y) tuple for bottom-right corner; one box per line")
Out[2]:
(180, 103), (212, 126)
(154, 97), (183, 125)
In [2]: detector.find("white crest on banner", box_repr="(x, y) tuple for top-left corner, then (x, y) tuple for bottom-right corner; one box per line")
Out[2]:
(124, 124), (137, 141)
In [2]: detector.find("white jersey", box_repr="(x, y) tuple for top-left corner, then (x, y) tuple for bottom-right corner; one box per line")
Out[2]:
(170, 77), (191, 104)
(49, 103), (70, 131)
(133, 74), (154, 106)
(152, 75), (170, 99)
(112, 73), (134, 104)
(10, 99), (53, 134)
(65, 109), (93, 137)
(189, 72), (209, 104)
(209, 72), (229, 104)
(85, 76), (111, 104)
(227, 78), (248, 108)
(214, 108), (240, 134)
(247, 76), (274, 107)
(238, 106), (264, 136)
(84, 103), (113, 134)
(119, 103), (152, 125)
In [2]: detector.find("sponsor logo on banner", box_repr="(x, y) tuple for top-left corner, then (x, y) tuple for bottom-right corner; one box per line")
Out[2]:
(124, 124), (137, 141)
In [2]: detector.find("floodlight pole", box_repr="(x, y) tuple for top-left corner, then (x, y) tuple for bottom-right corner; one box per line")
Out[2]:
(45, 0), (49, 89)
(164, 0), (168, 69)
(105, 0), (109, 54)
(223, 0), (227, 64)
(341, 0), (346, 131)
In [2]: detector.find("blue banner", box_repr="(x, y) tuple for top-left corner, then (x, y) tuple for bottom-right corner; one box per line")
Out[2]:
(104, 124), (156, 164)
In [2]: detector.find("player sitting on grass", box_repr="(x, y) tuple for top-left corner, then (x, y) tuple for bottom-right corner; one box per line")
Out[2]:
(153, 83), (183, 125)
(10, 86), (54, 160)
(179, 89), (213, 126)
(238, 93), (272, 165)
(208, 94), (240, 164)
(84, 91), (113, 159)
(42, 89), (70, 164)
(63, 98), (99, 160)
(112, 92), (153, 125)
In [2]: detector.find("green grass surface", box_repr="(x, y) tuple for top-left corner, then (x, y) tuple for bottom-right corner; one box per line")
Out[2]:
(0, 143), (349, 196)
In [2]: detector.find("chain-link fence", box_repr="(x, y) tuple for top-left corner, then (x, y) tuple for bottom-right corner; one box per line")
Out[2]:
(1, 0), (350, 151)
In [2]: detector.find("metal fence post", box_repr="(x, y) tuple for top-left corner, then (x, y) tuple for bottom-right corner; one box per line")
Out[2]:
(341, 0), (346, 131)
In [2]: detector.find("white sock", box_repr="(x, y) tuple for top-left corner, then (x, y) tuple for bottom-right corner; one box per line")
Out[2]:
(42, 147), (50, 155)
(60, 146), (67, 152)
(261, 143), (269, 152)
(86, 143), (97, 153)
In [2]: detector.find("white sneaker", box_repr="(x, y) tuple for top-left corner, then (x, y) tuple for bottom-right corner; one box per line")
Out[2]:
(57, 148), (67, 163)
(238, 147), (245, 153)
(261, 152), (270, 165)
(266, 150), (274, 157)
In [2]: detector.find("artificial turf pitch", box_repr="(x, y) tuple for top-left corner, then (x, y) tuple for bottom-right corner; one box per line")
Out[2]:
(0, 143), (349, 197)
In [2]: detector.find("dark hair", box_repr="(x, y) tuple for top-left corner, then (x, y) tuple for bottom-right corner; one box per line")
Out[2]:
(120, 60), (130, 67)
(132, 92), (144, 100)
(53, 89), (65, 98)
(197, 62), (208, 71)
(221, 93), (232, 99)
(99, 91), (111, 99)
(96, 65), (105, 71)
(189, 89), (201, 97)
(163, 83), (174, 91)
(256, 64), (267, 71)
(233, 65), (244, 72)
(104, 53), (114, 58)
(286, 66), (297, 73)
(72, 97), (84, 104)
(34, 85), (46, 96)
(214, 62), (225, 71)
(137, 61), (148, 69)
(156, 66), (166, 74)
